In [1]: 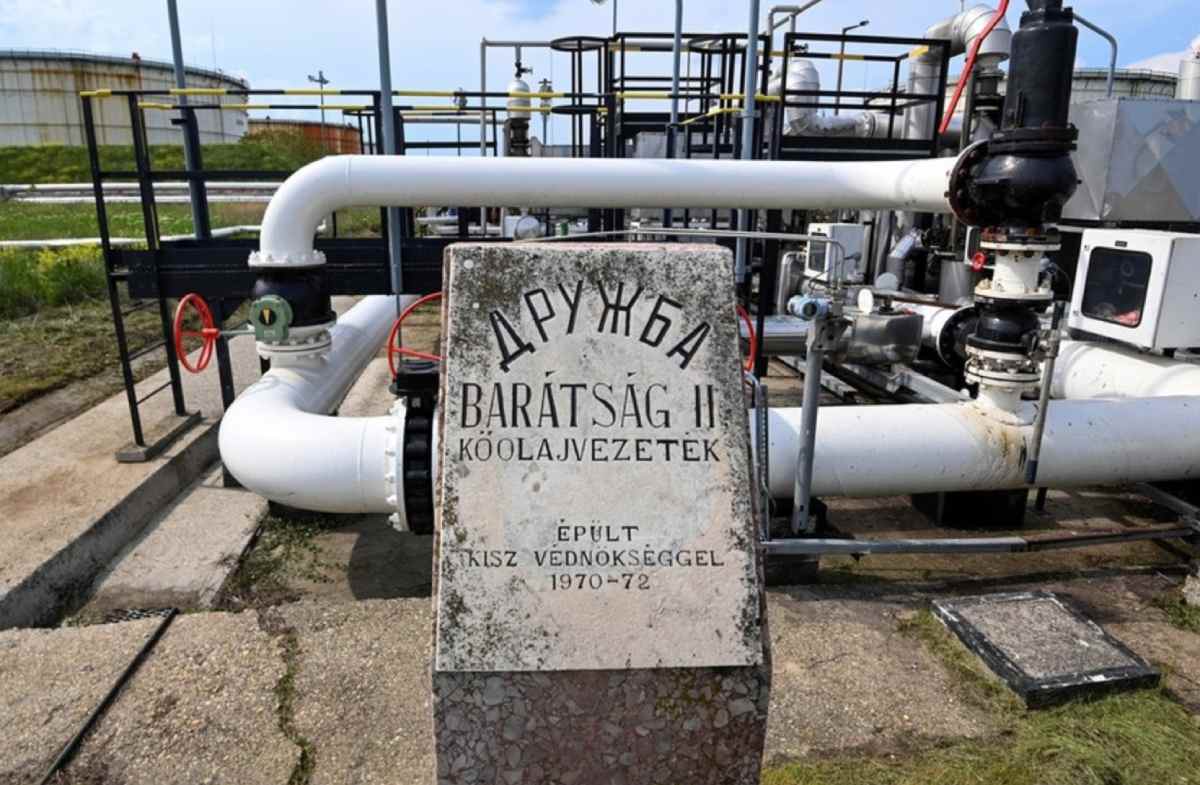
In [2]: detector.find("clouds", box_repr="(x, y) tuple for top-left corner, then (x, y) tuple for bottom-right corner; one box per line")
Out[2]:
(1130, 34), (1200, 74)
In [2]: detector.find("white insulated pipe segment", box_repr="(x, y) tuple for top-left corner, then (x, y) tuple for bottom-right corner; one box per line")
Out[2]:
(753, 397), (1200, 498)
(1052, 340), (1200, 400)
(218, 295), (402, 514)
(250, 154), (958, 266)
(215, 298), (1200, 510)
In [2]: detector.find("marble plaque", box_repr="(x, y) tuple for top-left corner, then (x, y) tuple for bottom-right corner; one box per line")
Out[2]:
(434, 243), (763, 673)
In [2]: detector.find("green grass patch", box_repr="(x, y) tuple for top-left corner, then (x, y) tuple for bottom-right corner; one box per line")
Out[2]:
(763, 688), (1200, 785)
(763, 609), (1200, 785)
(0, 247), (107, 318)
(0, 296), (162, 409)
(763, 614), (1200, 785)
(1153, 591), (1200, 635)
(0, 132), (323, 184)
(0, 201), (270, 243)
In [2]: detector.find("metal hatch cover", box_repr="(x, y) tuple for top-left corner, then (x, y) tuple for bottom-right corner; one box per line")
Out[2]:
(932, 590), (1159, 708)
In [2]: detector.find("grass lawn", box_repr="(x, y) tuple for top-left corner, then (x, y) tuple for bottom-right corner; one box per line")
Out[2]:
(763, 611), (1200, 785)
(0, 296), (163, 410)
(0, 136), (321, 184)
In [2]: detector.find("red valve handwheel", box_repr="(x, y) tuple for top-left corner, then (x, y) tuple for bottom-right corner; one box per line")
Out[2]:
(173, 293), (220, 373)
(971, 251), (988, 273)
(388, 292), (444, 376)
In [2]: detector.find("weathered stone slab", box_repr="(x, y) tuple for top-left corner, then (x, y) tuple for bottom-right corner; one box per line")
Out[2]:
(433, 243), (769, 784)
(435, 243), (762, 672)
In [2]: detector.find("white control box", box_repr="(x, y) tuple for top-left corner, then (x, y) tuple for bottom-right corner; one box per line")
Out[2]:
(1068, 228), (1200, 351)
(804, 222), (869, 284)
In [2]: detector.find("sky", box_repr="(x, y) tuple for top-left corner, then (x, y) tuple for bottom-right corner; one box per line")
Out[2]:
(1, 0), (1196, 147)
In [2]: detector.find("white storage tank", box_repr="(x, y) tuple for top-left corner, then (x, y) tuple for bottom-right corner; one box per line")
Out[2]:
(1179, 46), (1200, 100)
(0, 49), (250, 146)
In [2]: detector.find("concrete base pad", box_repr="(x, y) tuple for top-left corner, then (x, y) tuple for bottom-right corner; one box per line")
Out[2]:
(933, 591), (1159, 707)
(433, 666), (769, 785)
(86, 466), (268, 614)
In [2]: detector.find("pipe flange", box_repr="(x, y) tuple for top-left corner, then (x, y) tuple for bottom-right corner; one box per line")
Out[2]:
(973, 283), (1054, 303)
(255, 320), (335, 362)
(947, 140), (990, 226)
(401, 401), (435, 536)
(386, 400), (406, 532)
(248, 249), (327, 268)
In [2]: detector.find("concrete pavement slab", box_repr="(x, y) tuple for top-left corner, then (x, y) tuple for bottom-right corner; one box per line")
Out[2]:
(86, 466), (268, 613)
(279, 599), (434, 785)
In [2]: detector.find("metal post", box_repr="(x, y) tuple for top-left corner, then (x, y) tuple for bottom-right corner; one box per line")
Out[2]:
(612, 0), (617, 36)
(480, 38), (488, 235)
(1073, 13), (1118, 98)
(834, 21), (869, 116)
(375, 0), (404, 307)
(1024, 301), (1066, 485)
(791, 315), (826, 534)
(166, 0), (208, 241)
(835, 39), (846, 116)
(734, 0), (762, 286)
(307, 69), (330, 151)
(664, 0), (684, 229)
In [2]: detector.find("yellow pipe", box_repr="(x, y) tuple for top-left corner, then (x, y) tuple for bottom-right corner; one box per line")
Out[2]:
(79, 89), (112, 98)
(616, 91), (672, 100)
(168, 87), (227, 96)
(394, 89), (459, 98)
(321, 104), (370, 111)
(508, 91), (566, 99)
(718, 93), (781, 103)
(137, 102), (176, 110)
(679, 107), (742, 127)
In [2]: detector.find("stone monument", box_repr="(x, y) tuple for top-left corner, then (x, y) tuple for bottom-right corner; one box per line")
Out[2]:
(432, 243), (770, 785)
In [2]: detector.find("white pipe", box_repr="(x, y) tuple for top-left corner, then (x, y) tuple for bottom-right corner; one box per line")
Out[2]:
(218, 295), (401, 513)
(754, 397), (1200, 498)
(0, 225), (262, 249)
(250, 155), (958, 267)
(907, 5), (1012, 143)
(1052, 340), (1200, 399)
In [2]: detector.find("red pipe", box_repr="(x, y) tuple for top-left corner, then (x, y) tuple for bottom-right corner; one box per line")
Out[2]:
(938, 0), (1010, 136)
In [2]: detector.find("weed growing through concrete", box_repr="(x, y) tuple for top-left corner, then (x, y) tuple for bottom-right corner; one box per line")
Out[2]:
(217, 514), (339, 611)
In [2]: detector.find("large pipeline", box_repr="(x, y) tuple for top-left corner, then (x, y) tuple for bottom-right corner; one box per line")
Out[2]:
(248, 155), (958, 267)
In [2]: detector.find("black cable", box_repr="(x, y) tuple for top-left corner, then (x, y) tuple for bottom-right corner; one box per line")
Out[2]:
(38, 608), (178, 785)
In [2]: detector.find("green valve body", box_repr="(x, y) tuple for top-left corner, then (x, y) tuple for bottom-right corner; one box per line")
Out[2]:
(251, 295), (294, 343)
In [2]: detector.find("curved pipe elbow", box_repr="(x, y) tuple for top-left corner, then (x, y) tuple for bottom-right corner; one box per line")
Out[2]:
(220, 400), (399, 514)
(254, 156), (352, 268)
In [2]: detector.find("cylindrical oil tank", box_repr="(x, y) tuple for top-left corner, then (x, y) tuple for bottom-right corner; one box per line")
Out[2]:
(980, 68), (1179, 106)
(247, 119), (362, 154)
(0, 49), (249, 146)
(1180, 53), (1200, 100)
